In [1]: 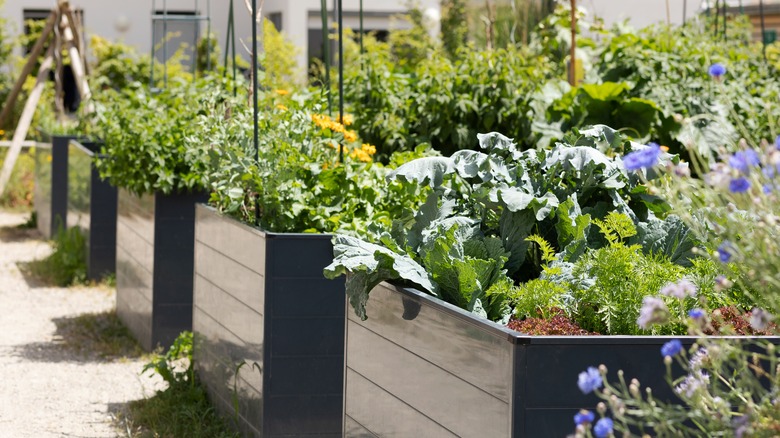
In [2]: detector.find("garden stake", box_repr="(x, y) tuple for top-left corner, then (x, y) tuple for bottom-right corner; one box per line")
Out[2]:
(223, 0), (237, 96)
(665, 0), (670, 25)
(759, 0), (767, 61)
(0, 10), (55, 127)
(338, 0), (344, 163)
(569, 0), (576, 86)
(320, 0), (332, 115)
(682, 0), (687, 25)
(251, 0), (260, 225)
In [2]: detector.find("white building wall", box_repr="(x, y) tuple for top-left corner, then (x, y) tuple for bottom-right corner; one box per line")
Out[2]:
(1, 0), (438, 74)
(580, 0), (693, 28)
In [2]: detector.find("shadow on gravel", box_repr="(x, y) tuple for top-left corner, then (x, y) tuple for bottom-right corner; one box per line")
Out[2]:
(0, 223), (40, 243)
(12, 310), (145, 363)
(15, 261), (52, 289)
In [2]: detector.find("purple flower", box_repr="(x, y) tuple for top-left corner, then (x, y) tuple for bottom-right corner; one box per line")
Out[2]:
(574, 410), (595, 425)
(594, 417), (614, 438)
(577, 367), (603, 394)
(689, 308), (706, 319)
(623, 143), (662, 171)
(717, 242), (733, 263)
(661, 339), (683, 357)
(729, 177), (751, 193)
(764, 184), (773, 194)
(660, 279), (698, 299)
(776, 135), (780, 150)
(715, 275), (733, 290)
(750, 308), (774, 331)
(708, 63), (726, 78)
(637, 296), (669, 329)
(728, 150), (760, 173)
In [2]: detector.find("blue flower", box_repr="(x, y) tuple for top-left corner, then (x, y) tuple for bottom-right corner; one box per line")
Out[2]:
(776, 135), (780, 150)
(729, 177), (751, 193)
(574, 410), (595, 425)
(594, 417), (614, 438)
(717, 242), (733, 263)
(661, 339), (683, 357)
(728, 150), (760, 173)
(623, 143), (661, 171)
(577, 367), (603, 394)
(689, 308), (706, 319)
(764, 184), (773, 194)
(708, 63), (726, 78)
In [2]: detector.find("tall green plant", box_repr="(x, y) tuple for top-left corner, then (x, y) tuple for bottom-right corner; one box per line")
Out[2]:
(440, 0), (469, 58)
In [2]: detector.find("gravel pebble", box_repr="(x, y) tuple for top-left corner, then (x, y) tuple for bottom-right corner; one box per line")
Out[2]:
(0, 211), (161, 437)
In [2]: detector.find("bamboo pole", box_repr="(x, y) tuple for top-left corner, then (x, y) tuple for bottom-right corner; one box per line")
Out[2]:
(0, 48), (55, 196)
(0, 10), (57, 127)
(569, 0), (576, 86)
(61, 12), (93, 113)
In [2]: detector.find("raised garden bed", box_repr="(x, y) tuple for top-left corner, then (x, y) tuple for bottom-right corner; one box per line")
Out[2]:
(115, 189), (207, 351)
(192, 204), (344, 438)
(66, 140), (116, 281)
(344, 282), (773, 437)
(34, 134), (80, 238)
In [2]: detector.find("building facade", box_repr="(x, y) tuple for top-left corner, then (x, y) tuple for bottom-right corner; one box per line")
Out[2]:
(1, 0), (439, 73)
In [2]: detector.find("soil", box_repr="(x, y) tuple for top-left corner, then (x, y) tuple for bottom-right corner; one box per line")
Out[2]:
(0, 210), (162, 437)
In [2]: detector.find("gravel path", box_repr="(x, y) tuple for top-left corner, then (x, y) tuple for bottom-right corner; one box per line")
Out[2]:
(0, 210), (159, 438)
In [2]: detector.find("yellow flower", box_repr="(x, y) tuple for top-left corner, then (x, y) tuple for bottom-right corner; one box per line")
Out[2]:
(344, 130), (358, 143)
(0, 129), (5, 136)
(361, 143), (377, 156)
(328, 121), (346, 134)
(276, 104), (288, 111)
(46, 154), (52, 162)
(350, 148), (372, 163)
(274, 89), (289, 96)
(338, 114), (354, 126)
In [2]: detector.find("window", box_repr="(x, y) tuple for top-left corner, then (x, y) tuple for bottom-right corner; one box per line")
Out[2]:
(764, 29), (778, 45)
(22, 8), (84, 54)
(152, 10), (200, 70)
(269, 12), (282, 31)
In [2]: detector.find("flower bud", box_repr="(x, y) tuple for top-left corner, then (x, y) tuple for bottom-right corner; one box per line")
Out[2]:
(597, 402), (607, 415)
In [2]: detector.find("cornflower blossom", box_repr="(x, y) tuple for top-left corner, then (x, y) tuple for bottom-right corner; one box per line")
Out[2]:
(717, 242), (733, 263)
(708, 63), (726, 78)
(637, 296), (669, 329)
(577, 367), (603, 394)
(622, 143), (661, 171)
(729, 177), (751, 193)
(688, 308), (706, 319)
(660, 279), (698, 299)
(661, 339), (683, 357)
(728, 150), (760, 174)
(593, 418), (614, 438)
(573, 410), (595, 426)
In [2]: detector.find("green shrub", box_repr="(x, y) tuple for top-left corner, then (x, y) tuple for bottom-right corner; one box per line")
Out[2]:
(25, 224), (87, 287)
(0, 147), (35, 209)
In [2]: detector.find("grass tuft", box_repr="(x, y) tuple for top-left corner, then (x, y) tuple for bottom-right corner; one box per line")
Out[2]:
(118, 381), (239, 438)
(54, 310), (144, 360)
(115, 332), (239, 438)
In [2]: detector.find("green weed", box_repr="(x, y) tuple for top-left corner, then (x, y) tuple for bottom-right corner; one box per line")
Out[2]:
(23, 224), (87, 286)
(119, 332), (239, 438)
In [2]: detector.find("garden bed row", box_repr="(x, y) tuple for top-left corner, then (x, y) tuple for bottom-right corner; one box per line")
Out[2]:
(33, 136), (774, 437)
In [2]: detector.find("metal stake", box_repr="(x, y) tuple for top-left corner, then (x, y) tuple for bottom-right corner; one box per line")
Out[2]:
(338, 0), (344, 163)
